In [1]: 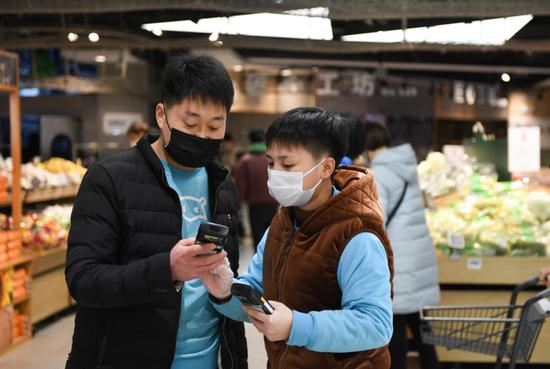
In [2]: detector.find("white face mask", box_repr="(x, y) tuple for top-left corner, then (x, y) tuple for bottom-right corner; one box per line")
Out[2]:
(267, 159), (325, 207)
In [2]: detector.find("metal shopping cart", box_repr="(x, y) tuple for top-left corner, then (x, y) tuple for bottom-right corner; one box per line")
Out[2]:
(421, 276), (550, 369)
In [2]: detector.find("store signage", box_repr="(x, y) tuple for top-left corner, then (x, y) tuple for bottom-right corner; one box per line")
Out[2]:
(508, 126), (541, 173)
(315, 71), (417, 98)
(103, 112), (144, 136)
(0, 54), (17, 87)
(452, 81), (502, 107)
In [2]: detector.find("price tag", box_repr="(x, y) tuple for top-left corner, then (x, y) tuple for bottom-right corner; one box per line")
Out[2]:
(467, 257), (483, 270)
(448, 233), (465, 249)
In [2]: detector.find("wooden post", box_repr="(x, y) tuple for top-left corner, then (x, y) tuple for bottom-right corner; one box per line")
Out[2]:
(0, 51), (21, 230)
(9, 89), (21, 230)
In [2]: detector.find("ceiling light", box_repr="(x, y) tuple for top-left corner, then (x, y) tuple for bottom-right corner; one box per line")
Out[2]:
(209, 32), (220, 42)
(501, 73), (511, 82)
(67, 32), (79, 42)
(280, 69), (292, 77)
(285, 7), (329, 17)
(142, 10), (333, 40)
(233, 65), (244, 72)
(342, 14), (532, 45)
(88, 32), (100, 43)
(95, 55), (106, 63)
(152, 28), (163, 37)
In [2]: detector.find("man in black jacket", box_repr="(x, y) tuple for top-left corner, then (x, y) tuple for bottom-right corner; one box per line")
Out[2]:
(65, 54), (247, 369)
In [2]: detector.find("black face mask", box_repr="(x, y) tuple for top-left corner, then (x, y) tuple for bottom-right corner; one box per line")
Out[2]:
(163, 108), (223, 168)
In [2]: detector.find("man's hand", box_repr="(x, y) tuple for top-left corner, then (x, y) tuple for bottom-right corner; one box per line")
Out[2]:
(170, 238), (226, 282)
(540, 267), (550, 288)
(243, 301), (293, 342)
(202, 258), (234, 300)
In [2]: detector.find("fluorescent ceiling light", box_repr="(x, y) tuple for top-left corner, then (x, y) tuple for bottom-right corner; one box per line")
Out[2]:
(142, 9), (332, 40)
(285, 7), (329, 17)
(342, 15), (532, 45)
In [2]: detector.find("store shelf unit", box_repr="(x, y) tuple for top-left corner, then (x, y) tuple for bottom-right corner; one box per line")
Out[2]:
(437, 255), (550, 364)
(0, 49), (32, 355)
(0, 185), (80, 208)
(0, 251), (35, 355)
(31, 244), (72, 324)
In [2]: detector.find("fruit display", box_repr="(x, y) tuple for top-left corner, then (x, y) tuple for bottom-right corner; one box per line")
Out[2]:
(418, 152), (456, 198)
(20, 205), (72, 251)
(0, 230), (22, 263)
(418, 151), (498, 199)
(0, 156), (86, 191)
(428, 183), (550, 257)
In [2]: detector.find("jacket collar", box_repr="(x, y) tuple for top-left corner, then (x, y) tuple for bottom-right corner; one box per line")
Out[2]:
(278, 165), (385, 236)
(137, 134), (229, 188)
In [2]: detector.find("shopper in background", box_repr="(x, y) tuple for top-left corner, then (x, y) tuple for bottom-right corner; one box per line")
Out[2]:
(126, 121), (150, 147)
(234, 128), (278, 249)
(540, 267), (550, 287)
(364, 122), (440, 369)
(65, 54), (247, 369)
(204, 107), (394, 369)
(334, 112), (367, 166)
(220, 132), (237, 170)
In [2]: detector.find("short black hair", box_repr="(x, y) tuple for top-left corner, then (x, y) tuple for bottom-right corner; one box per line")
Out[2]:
(333, 112), (366, 160)
(266, 107), (349, 164)
(248, 128), (265, 144)
(364, 122), (391, 151)
(224, 132), (233, 141)
(161, 54), (234, 112)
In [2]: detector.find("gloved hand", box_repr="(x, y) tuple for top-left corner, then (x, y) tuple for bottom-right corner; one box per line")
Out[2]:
(202, 257), (234, 300)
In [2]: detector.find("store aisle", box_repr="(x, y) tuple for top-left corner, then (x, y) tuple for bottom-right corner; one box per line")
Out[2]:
(0, 238), (267, 369)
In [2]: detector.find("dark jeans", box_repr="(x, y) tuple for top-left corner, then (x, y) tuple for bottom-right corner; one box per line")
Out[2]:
(249, 204), (278, 249)
(390, 312), (439, 369)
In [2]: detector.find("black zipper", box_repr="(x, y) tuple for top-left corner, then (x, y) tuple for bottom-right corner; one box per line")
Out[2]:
(96, 319), (112, 369)
(160, 170), (183, 367)
(221, 317), (235, 369)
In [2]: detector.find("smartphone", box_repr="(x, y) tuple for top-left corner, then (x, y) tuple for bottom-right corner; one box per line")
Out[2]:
(231, 283), (275, 315)
(196, 221), (229, 255)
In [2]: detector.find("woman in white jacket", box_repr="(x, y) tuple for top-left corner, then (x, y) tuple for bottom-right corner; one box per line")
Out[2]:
(365, 123), (440, 369)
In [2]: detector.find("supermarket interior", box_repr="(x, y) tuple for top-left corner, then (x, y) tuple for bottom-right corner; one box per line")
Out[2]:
(1, 1), (550, 369)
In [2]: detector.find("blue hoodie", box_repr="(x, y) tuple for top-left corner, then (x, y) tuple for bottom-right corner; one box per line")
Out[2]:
(213, 190), (393, 353)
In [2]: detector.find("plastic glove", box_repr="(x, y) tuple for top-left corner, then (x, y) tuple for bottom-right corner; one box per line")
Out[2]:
(203, 257), (234, 299)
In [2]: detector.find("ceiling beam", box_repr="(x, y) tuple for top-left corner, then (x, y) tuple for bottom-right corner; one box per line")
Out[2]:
(1, 0), (550, 20)
(246, 57), (550, 75)
(3, 33), (550, 54)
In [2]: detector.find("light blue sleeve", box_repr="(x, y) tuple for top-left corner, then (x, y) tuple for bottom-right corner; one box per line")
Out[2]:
(287, 232), (393, 353)
(212, 229), (268, 322)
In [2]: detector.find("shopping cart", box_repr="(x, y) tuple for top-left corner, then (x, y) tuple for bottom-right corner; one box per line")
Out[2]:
(421, 276), (550, 369)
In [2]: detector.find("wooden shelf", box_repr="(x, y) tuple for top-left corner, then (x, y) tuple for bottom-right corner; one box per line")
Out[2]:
(0, 252), (35, 272)
(0, 185), (79, 207)
(438, 255), (550, 285)
(32, 244), (67, 276)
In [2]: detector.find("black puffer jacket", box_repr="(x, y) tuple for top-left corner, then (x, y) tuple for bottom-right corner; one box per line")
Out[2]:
(65, 135), (247, 369)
